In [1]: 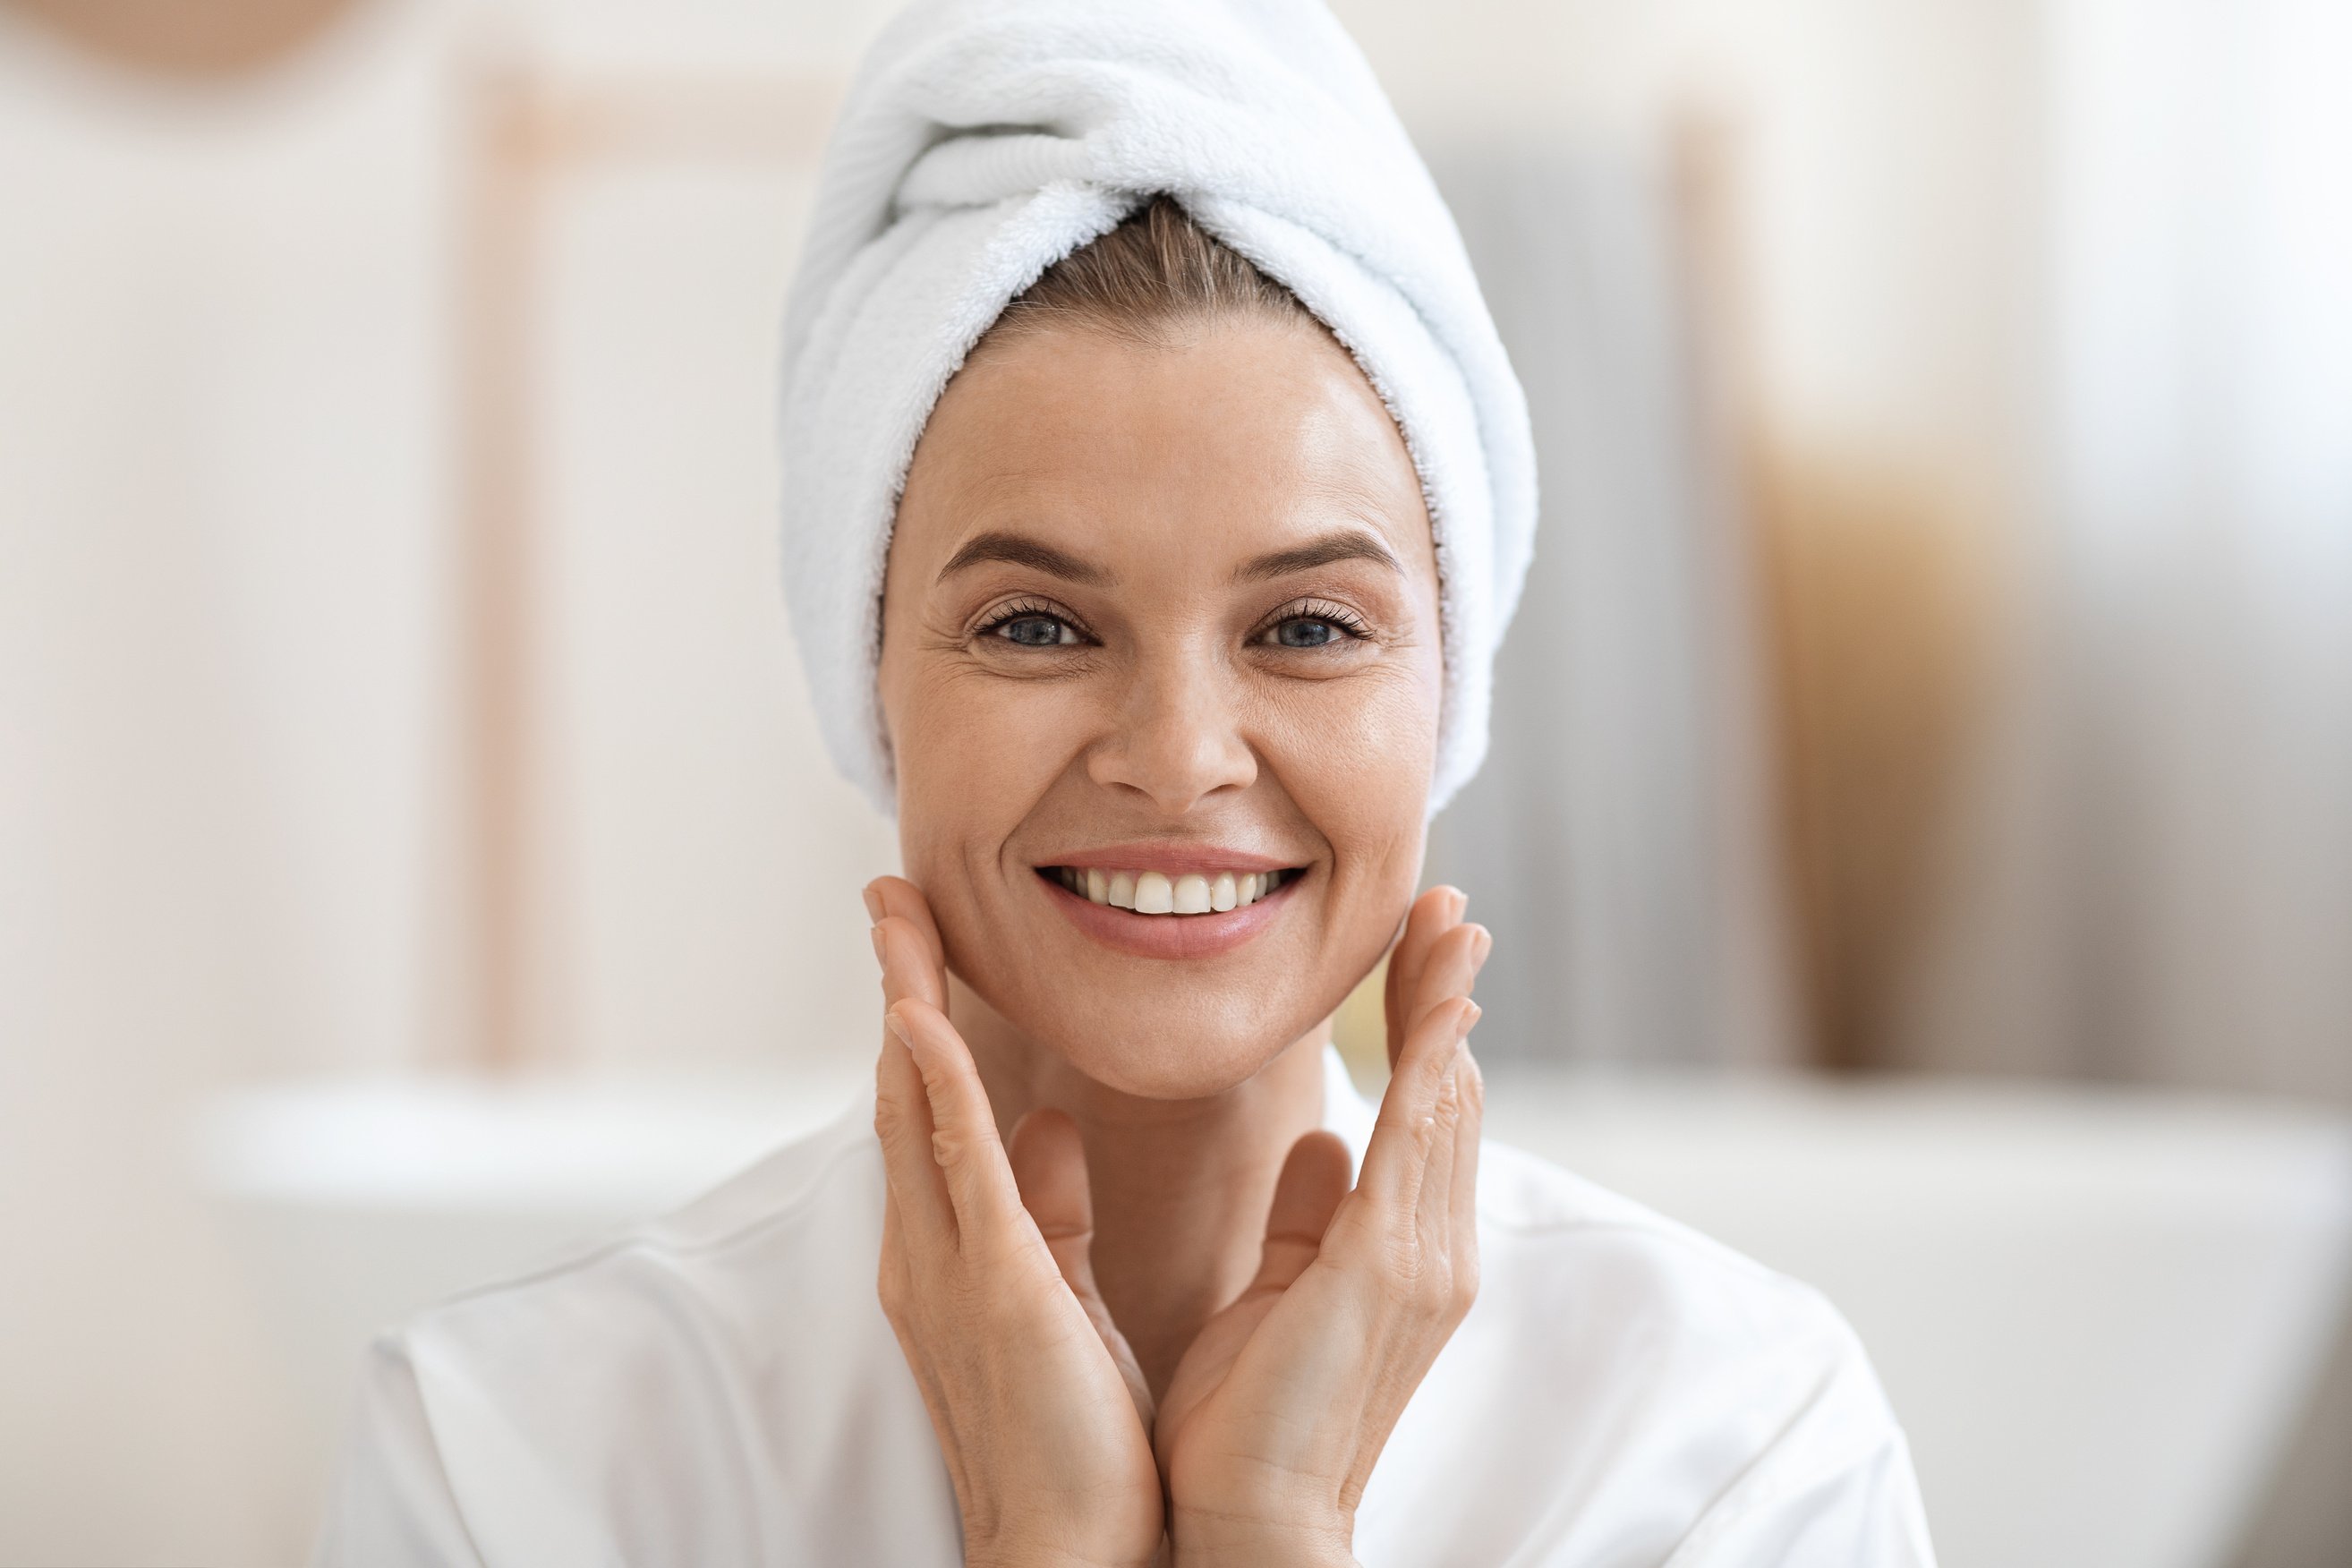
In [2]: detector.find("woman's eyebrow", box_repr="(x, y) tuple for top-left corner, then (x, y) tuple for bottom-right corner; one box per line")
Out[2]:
(935, 530), (1114, 585)
(1233, 531), (1402, 582)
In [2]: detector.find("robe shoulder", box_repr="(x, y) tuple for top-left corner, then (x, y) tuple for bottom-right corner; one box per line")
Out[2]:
(314, 1099), (961, 1567)
(1379, 1138), (1938, 1565)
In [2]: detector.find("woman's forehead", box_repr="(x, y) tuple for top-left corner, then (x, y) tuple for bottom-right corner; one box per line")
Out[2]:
(899, 319), (1434, 579)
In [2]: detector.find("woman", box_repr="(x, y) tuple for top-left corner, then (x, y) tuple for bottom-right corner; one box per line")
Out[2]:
(320, 2), (1935, 1564)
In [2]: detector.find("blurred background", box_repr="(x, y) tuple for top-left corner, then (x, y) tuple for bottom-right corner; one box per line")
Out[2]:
(2, 0), (2348, 1564)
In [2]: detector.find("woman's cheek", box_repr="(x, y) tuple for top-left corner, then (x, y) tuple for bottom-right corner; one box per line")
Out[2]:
(894, 670), (1003, 883)
(1262, 662), (1439, 959)
(898, 666), (1080, 873)
(1266, 661), (1440, 828)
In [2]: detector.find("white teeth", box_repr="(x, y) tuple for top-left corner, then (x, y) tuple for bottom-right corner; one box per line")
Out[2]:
(1134, 871), (1174, 914)
(1054, 866), (1285, 915)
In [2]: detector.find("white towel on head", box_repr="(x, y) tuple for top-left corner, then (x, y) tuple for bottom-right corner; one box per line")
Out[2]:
(779, 0), (1537, 816)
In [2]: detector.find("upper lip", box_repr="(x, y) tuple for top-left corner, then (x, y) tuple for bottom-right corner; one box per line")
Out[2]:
(1035, 843), (1299, 875)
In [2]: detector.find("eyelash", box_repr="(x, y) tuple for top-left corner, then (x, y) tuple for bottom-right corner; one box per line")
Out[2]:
(1259, 598), (1373, 644)
(969, 597), (1374, 649)
(974, 598), (1091, 646)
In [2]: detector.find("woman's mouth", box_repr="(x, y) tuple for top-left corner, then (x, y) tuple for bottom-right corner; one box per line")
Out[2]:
(1039, 865), (1299, 915)
(1031, 859), (1305, 959)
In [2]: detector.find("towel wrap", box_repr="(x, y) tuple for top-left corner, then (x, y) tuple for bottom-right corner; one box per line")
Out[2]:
(779, 0), (1537, 815)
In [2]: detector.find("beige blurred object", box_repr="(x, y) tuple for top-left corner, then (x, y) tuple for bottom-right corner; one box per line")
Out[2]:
(1674, 109), (2000, 1075)
(1757, 452), (1996, 1070)
(1, 0), (360, 76)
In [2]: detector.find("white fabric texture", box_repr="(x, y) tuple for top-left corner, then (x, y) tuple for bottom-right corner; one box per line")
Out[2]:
(778, 0), (1538, 815)
(315, 1051), (1939, 1566)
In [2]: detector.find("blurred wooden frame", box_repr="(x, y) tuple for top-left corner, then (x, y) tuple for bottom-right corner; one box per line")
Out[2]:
(451, 59), (844, 1069)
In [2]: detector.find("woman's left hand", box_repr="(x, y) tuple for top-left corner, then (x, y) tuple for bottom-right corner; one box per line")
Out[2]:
(1154, 887), (1490, 1567)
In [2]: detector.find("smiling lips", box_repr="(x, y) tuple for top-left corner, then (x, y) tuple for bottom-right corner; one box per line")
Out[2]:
(1044, 865), (1295, 915)
(1035, 858), (1303, 959)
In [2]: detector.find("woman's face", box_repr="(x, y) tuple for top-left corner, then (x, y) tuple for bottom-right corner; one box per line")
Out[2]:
(877, 313), (1443, 1099)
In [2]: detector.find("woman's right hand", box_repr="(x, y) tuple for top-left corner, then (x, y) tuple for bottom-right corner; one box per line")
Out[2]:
(865, 876), (1166, 1568)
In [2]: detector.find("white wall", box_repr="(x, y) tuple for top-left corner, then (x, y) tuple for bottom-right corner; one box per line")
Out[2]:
(0, 5), (460, 1556)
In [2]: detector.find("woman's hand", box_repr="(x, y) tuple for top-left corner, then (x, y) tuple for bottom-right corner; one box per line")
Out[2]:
(865, 876), (1166, 1568)
(1154, 887), (1489, 1567)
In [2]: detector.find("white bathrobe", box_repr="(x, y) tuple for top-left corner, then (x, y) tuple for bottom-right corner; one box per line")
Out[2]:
(315, 1050), (1937, 1566)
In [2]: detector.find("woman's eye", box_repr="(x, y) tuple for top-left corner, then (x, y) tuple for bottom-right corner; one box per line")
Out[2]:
(1269, 617), (1344, 649)
(993, 614), (1075, 647)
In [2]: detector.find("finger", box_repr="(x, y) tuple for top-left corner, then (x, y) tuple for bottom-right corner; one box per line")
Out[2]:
(888, 998), (1022, 1251)
(873, 1018), (954, 1248)
(1383, 888), (1447, 1049)
(1450, 1044), (1486, 1302)
(1384, 887), (1459, 1053)
(1385, 886), (1466, 1068)
(1247, 1130), (1352, 1296)
(874, 915), (946, 1012)
(1357, 996), (1479, 1223)
(1008, 1109), (1102, 1297)
(1407, 923), (1490, 1043)
(1414, 1039), (1471, 1252)
(866, 874), (947, 979)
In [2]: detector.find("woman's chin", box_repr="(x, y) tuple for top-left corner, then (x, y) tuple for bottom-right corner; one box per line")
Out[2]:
(942, 933), (1324, 1095)
(1045, 1028), (1308, 1103)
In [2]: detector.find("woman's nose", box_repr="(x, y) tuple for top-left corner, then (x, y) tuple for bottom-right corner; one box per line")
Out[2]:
(1086, 653), (1258, 813)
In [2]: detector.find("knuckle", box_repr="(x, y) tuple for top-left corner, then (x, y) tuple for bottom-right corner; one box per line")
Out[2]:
(876, 1257), (912, 1317)
(1403, 1104), (1438, 1154)
(1419, 1257), (1455, 1313)
(1414, 1032), (1456, 1087)
(928, 1128), (968, 1170)
(1453, 1262), (1482, 1317)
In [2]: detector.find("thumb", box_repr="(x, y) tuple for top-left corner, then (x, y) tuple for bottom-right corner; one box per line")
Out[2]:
(1248, 1130), (1352, 1295)
(1010, 1109), (1154, 1422)
(1009, 1108), (1103, 1297)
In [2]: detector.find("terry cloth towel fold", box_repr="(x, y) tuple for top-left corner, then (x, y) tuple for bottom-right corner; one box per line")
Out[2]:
(778, 0), (1537, 815)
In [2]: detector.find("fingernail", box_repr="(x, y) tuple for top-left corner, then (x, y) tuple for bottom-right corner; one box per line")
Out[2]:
(862, 886), (884, 923)
(870, 925), (886, 967)
(1472, 926), (1494, 967)
(1461, 1001), (1482, 1036)
(885, 1008), (913, 1048)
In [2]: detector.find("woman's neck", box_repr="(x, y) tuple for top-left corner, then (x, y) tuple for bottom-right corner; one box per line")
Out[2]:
(945, 974), (1334, 1402)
